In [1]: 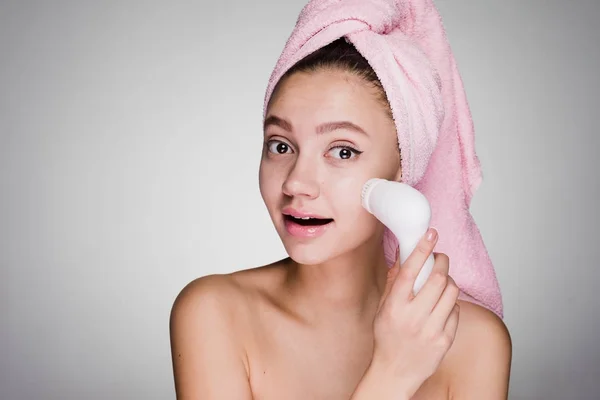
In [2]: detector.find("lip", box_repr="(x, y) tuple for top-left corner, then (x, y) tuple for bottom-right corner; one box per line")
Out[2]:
(283, 217), (333, 238)
(281, 207), (331, 219)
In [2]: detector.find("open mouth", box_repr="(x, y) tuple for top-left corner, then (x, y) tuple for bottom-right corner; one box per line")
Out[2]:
(283, 214), (334, 226)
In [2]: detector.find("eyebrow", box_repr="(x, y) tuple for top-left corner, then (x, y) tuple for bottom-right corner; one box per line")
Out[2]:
(263, 115), (368, 136)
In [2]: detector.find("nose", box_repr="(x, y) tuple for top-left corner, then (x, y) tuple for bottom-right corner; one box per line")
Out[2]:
(282, 156), (320, 199)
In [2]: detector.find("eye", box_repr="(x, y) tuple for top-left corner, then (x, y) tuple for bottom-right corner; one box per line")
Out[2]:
(266, 140), (293, 155)
(328, 145), (362, 160)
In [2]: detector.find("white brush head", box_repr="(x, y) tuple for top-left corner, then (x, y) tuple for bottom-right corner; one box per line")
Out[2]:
(361, 178), (431, 235)
(361, 178), (385, 213)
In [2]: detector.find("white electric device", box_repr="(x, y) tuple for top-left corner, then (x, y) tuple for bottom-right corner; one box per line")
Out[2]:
(361, 178), (435, 295)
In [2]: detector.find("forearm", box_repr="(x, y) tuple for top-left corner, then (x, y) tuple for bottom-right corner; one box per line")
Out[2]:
(349, 360), (413, 400)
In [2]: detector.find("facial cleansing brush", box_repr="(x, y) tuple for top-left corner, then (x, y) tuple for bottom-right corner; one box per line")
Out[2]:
(361, 178), (435, 296)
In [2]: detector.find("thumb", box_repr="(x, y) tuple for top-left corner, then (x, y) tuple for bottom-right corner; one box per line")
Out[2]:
(379, 247), (401, 309)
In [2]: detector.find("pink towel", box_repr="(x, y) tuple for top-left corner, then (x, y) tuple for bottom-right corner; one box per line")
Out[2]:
(262, 0), (503, 319)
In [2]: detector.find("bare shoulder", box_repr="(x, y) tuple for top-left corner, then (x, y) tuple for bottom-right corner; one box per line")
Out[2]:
(171, 272), (249, 315)
(170, 273), (251, 342)
(169, 274), (249, 398)
(169, 264), (284, 399)
(441, 299), (512, 399)
(170, 261), (284, 326)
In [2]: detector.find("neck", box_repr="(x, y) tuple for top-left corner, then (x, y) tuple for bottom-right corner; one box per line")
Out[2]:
(282, 234), (390, 325)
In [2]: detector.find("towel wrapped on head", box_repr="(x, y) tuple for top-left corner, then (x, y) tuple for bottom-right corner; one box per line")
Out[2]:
(263, 0), (503, 319)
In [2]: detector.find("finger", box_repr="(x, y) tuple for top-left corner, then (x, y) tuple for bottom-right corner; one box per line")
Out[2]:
(426, 276), (460, 333)
(411, 253), (450, 313)
(443, 303), (460, 343)
(391, 228), (438, 301)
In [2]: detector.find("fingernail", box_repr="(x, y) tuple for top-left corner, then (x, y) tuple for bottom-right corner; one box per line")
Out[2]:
(426, 228), (437, 242)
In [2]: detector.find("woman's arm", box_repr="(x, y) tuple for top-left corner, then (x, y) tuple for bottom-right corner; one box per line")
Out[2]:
(169, 276), (254, 400)
(447, 300), (512, 399)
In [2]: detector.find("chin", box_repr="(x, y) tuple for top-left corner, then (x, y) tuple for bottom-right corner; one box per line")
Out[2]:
(276, 231), (335, 266)
(279, 234), (362, 266)
(284, 244), (335, 265)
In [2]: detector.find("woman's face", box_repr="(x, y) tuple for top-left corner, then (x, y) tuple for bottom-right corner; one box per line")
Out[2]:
(259, 68), (401, 265)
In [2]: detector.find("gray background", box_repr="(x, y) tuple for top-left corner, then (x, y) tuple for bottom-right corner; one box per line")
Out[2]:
(1, 0), (599, 399)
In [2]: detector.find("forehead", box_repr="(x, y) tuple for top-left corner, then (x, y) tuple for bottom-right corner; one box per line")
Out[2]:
(266, 69), (391, 127)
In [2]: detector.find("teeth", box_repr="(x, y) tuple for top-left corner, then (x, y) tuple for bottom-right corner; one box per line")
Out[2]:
(286, 214), (322, 220)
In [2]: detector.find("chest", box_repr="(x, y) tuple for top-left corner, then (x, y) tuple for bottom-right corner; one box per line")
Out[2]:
(247, 320), (371, 399)
(246, 319), (448, 400)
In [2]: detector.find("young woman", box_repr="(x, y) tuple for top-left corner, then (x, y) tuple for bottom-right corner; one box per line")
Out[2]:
(170, 36), (511, 400)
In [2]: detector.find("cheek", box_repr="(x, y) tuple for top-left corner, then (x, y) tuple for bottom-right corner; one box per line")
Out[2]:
(327, 173), (367, 215)
(327, 173), (383, 242)
(377, 146), (402, 180)
(259, 161), (285, 205)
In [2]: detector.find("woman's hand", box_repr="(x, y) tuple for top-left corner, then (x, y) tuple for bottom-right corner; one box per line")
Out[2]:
(369, 228), (460, 398)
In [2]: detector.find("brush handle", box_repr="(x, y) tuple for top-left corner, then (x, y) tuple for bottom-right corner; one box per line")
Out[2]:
(396, 228), (435, 296)
(411, 251), (435, 296)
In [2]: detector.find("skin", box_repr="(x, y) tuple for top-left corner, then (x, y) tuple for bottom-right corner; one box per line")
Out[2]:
(169, 68), (512, 399)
